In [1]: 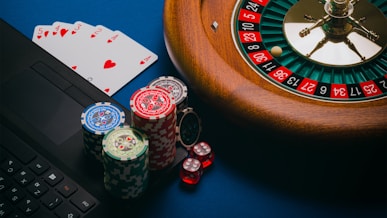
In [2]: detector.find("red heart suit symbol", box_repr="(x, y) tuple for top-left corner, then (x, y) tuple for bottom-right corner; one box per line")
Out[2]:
(60, 29), (68, 37)
(103, 60), (116, 69)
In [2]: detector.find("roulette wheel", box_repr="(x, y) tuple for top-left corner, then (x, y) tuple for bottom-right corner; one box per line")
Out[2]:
(163, 0), (387, 138)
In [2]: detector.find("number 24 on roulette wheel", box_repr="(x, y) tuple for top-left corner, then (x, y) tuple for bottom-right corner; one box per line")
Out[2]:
(163, 0), (387, 138)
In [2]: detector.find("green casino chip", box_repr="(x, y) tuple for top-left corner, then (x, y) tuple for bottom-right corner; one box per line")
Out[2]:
(103, 126), (149, 161)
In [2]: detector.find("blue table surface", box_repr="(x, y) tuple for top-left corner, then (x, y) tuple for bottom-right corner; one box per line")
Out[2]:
(1, 1), (386, 218)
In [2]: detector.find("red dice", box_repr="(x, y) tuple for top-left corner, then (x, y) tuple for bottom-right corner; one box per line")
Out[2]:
(192, 142), (214, 169)
(179, 158), (203, 185)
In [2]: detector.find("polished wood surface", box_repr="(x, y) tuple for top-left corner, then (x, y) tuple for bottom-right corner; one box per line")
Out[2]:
(163, 0), (387, 138)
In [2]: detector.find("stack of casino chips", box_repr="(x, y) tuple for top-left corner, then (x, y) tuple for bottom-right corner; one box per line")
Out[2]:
(102, 125), (149, 199)
(81, 102), (126, 162)
(148, 76), (188, 113)
(130, 86), (177, 170)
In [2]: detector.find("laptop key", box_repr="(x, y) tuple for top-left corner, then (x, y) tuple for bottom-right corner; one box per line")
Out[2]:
(17, 196), (40, 216)
(27, 180), (48, 198)
(41, 191), (62, 210)
(54, 203), (80, 218)
(0, 174), (12, 193)
(0, 196), (14, 217)
(57, 179), (77, 198)
(28, 158), (50, 176)
(70, 190), (95, 213)
(1, 158), (21, 176)
(14, 169), (35, 187)
(44, 170), (63, 186)
(5, 185), (26, 204)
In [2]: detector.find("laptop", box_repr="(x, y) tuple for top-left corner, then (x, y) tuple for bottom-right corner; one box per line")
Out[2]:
(0, 19), (187, 218)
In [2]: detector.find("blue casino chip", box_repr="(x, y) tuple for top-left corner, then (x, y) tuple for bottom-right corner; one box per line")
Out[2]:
(81, 102), (125, 135)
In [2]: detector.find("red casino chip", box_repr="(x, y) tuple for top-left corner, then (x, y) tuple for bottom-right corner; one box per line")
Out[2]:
(130, 86), (176, 120)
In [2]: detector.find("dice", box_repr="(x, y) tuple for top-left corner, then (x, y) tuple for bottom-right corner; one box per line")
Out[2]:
(191, 142), (214, 169)
(179, 158), (203, 185)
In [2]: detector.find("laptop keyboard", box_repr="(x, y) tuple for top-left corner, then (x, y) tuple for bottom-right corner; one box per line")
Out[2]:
(0, 138), (97, 218)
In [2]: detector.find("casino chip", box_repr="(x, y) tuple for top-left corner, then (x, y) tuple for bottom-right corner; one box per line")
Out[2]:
(176, 107), (202, 149)
(102, 125), (149, 199)
(148, 76), (188, 113)
(130, 86), (177, 170)
(81, 102), (125, 162)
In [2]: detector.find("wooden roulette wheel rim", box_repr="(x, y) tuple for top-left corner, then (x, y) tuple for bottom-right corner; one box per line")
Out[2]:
(163, 0), (387, 138)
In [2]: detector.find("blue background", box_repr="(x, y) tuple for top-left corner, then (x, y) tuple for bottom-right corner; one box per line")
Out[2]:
(1, 1), (385, 217)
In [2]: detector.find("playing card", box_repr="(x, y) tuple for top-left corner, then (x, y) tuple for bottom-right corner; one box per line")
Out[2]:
(32, 21), (158, 96)
(33, 21), (108, 76)
(65, 23), (115, 73)
(54, 22), (113, 72)
(33, 21), (76, 67)
(32, 25), (52, 42)
(79, 30), (158, 95)
(51, 21), (73, 38)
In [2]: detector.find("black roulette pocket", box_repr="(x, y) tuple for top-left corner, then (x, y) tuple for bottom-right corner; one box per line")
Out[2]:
(163, 0), (387, 139)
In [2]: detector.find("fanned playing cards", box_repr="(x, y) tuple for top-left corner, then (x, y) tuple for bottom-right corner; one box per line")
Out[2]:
(32, 21), (158, 96)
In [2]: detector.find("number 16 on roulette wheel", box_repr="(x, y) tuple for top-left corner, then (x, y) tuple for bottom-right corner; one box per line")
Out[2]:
(164, 0), (387, 139)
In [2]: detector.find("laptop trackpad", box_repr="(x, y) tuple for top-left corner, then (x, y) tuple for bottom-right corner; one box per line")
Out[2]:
(3, 69), (84, 145)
